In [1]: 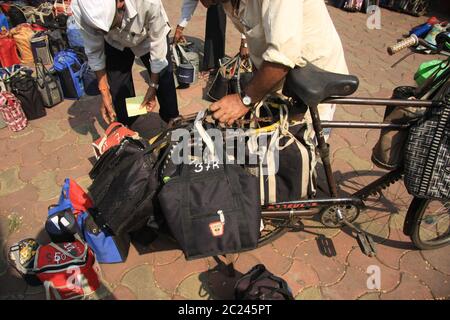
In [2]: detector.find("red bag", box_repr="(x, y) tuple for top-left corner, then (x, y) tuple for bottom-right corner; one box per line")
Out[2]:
(33, 239), (101, 300)
(0, 32), (20, 68)
(92, 122), (140, 159)
(53, 0), (72, 16)
(0, 91), (28, 132)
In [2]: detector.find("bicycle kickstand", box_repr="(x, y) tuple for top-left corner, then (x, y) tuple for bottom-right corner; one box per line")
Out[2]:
(336, 209), (377, 257)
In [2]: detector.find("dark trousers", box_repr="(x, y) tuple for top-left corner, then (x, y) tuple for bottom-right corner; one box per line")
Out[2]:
(203, 4), (227, 71)
(105, 37), (179, 126)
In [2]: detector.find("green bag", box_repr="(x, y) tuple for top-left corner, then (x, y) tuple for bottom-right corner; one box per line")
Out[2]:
(414, 59), (449, 86)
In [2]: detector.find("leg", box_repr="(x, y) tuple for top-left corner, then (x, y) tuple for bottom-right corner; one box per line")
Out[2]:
(139, 36), (179, 123)
(203, 4), (227, 71)
(105, 42), (137, 126)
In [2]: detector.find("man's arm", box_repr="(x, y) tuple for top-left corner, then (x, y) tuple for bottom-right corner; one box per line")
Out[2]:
(210, 61), (289, 125)
(178, 0), (199, 28)
(141, 1), (170, 110)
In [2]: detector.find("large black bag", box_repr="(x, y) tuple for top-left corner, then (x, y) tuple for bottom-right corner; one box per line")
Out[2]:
(158, 113), (261, 260)
(7, 6), (27, 28)
(10, 73), (46, 120)
(234, 264), (294, 300)
(88, 136), (168, 236)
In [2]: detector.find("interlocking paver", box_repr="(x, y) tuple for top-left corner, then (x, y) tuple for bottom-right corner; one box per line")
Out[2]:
(0, 167), (26, 197)
(294, 240), (346, 286)
(121, 264), (170, 300)
(153, 257), (209, 294)
(380, 272), (433, 300)
(421, 245), (450, 276)
(400, 251), (450, 299)
(176, 273), (212, 300)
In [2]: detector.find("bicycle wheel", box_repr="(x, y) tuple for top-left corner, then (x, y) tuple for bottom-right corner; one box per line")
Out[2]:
(408, 197), (450, 250)
(257, 217), (291, 247)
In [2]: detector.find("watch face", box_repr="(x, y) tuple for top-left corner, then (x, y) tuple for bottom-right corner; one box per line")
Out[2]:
(243, 96), (252, 106)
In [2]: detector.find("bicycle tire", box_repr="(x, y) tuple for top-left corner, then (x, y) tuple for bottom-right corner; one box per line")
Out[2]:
(408, 197), (450, 250)
(257, 217), (290, 248)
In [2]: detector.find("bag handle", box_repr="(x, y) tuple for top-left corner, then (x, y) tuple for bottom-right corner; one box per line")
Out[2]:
(194, 109), (220, 163)
(172, 44), (181, 67)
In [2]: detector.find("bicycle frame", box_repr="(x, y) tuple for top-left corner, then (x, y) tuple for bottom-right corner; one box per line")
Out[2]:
(261, 96), (445, 220)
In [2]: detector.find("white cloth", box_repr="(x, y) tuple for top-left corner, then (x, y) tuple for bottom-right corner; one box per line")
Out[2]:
(177, 0), (246, 39)
(71, 0), (171, 73)
(75, 0), (116, 32)
(178, 0), (199, 28)
(223, 0), (349, 122)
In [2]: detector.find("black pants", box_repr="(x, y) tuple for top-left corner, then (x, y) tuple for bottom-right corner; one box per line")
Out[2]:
(203, 4), (227, 71)
(105, 37), (179, 126)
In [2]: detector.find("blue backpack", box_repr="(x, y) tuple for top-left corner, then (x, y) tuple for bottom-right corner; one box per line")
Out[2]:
(45, 178), (131, 264)
(0, 12), (9, 31)
(77, 210), (130, 264)
(53, 50), (85, 99)
(66, 15), (84, 48)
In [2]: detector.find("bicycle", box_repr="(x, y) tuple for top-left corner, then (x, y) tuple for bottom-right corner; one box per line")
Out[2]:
(256, 31), (450, 256)
(167, 31), (450, 257)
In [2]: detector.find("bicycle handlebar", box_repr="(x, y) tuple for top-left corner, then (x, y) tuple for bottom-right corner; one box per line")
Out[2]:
(387, 34), (419, 55)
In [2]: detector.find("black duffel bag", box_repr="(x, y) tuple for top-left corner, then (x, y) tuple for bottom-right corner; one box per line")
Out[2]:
(234, 264), (294, 300)
(10, 73), (46, 120)
(88, 135), (169, 236)
(158, 112), (261, 260)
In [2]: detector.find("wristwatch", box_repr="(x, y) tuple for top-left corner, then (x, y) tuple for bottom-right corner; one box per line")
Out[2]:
(149, 80), (159, 90)
(240, 90), (256, 110)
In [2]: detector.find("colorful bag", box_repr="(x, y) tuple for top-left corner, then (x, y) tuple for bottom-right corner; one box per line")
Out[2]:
(0, 91), (28, 132)
(8, 238), (41, 286)
(343, 0), (364, 11)
(77, 209), (131, 264)
(81, 64), (100, 96)
(0, 32), (21, 67)
(34, 239), (101, 300)
(31, 32), (53, 65)
(7, 6), (27, 28)
(247, 99), (317, 205)
(158, 111), (262, 260)
(10, 23), (35, 64)
(48, 178), (132, 264)
(35, 59), (64, 108)
(10, 72), (46, 120)
(53, 49), (85, 99)
(0, 11), (9, 31)
(44, 178), (89, 243)
(92, 122), (141, 159)
(66, 15), (83, 48)
(53, 0), (72, 16)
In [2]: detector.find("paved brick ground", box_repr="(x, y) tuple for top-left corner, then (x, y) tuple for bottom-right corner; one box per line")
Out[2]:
(0, 2), (449, 300)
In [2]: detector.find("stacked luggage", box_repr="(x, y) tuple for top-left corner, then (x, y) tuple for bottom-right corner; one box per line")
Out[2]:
(0, 1), (100, 131)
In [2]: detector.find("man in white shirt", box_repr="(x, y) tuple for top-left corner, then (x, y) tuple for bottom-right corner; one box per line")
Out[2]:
(71, 0), (179, 126)
(210, 0), (349, 128)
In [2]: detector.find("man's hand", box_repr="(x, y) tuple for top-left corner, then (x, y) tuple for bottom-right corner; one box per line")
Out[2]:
(173, 25), (186, 45)
(100, 89), (117, 124)
(210, 94), (250, 126)
(240, 40), (249, 60)
(141, 86), (157, 113)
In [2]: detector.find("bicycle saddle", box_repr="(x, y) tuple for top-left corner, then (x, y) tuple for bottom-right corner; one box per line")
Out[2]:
(282, 62), (359, 107)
